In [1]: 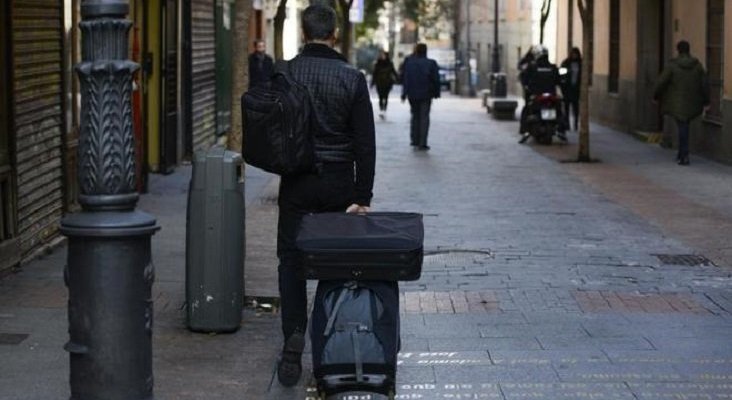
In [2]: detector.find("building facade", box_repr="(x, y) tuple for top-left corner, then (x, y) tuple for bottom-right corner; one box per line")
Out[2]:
(0, 0), (248, 273)
(456, 0), (534, 95)
(551, 0), (731, 164)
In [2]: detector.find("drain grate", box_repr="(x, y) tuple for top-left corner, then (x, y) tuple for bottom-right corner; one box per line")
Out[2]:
(423, 250), (493, 268)
(654, 254), (715, 267)
(0, 333), (29, 345)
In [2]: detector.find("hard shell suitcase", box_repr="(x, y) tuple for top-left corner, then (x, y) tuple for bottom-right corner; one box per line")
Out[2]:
(295, 212), (423, 281)
(185, 146), (245, 332)
(311, 280), (399, 398)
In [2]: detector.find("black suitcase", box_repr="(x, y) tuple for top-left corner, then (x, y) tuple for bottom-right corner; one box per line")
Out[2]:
(295, 212), (423, 281)
(311, 280), (399, 398)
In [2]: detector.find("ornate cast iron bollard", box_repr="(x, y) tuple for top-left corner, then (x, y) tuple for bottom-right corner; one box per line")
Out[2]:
(60, 1), (159, 399)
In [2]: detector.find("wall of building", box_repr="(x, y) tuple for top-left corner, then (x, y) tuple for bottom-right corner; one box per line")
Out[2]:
(724, 0), (731, 163)
(457, 0), (533, 95)
(671, 0), (707, 63)
(725, 0), (732, 99)
(552, 0), (585, 62)
(593, 0), (609, 76)
(619, 0), (636, 80)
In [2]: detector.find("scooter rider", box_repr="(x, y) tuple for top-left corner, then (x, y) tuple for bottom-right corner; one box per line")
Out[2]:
(519, 45), (568, 143)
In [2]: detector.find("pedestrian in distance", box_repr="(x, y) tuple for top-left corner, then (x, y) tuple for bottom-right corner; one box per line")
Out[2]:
(372, 49), (399, 120)
(560, 47), (582, 132)
(401, 43), (440, 150)
(273, 3), (376, 388)
(654, 40), (710, 166)
(248, 39), (274, 89)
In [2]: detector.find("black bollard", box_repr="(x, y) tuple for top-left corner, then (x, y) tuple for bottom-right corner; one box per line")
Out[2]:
(60, 1), (159, 399)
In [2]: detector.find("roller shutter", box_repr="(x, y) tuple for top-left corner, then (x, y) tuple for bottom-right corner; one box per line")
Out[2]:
(10, 0), (65, 259)
(190, 0), (217, 152)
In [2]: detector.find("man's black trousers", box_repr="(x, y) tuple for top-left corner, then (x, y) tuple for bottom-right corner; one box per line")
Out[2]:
(409, 98), (432, 147)
(277, 164), (355, 340)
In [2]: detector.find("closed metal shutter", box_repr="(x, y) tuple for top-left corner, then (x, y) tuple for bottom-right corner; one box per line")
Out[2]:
(191, 0), (217, 152)
(11, 0), (65, 259)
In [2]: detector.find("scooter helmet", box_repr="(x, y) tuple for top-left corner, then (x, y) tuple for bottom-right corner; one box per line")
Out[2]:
(531, 44), (549, 59)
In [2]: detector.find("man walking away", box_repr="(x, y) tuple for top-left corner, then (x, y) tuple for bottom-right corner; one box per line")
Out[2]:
(248, 39), (274, 88)
(654, 40), (710, 166)
(372, 50), (399, 120)
(401, 43), (440, 150)
(275, 4), (375, 387)
(560, 47), (582, 131)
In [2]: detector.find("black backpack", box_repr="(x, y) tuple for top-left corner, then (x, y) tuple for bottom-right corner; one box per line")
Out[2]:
(241, 61), (316, 175)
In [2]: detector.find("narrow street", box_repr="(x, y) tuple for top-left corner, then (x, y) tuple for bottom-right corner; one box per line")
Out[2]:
(2, 92), (732, 399)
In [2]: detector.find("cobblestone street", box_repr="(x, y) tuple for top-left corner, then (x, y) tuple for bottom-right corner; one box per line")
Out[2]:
(2, 92), (732, 399)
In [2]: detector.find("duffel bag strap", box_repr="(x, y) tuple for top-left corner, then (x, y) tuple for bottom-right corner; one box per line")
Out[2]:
(323, 282), (356, 336)
(350, 323), (366, 383)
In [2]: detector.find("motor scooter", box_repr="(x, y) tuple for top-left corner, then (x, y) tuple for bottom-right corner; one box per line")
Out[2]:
(523, 92), (563, 145)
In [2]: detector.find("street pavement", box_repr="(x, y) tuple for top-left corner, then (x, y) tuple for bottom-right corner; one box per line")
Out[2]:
(1, 91), (732, 399)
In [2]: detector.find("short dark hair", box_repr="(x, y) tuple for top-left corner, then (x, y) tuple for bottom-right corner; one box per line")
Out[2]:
(415, 43), (427, 56)
(677, 40), (690, 54)
(302, 4), (337, 41)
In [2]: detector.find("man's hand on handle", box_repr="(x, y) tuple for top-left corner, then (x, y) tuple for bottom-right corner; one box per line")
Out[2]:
(346, 204), (370, 214)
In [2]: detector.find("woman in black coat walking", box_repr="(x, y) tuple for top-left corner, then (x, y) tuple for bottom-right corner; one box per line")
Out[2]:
(372, 50), (399, 119)
(560, 47), (582, 131)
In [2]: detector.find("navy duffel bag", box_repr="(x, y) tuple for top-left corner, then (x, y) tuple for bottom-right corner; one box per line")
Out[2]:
(295, 212), (424, 281)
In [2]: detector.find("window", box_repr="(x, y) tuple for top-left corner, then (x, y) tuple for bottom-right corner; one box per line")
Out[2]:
(608, 0), (620, 93)
(706, 0), (724, 122)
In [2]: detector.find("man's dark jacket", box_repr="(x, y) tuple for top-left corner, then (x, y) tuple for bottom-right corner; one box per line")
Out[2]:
(248, 51), (274, 88)
(526, 57), (560, 96)
(288, 43), (375, 206)
(402, 55), (440, 101)
(654, 54), (710, 122)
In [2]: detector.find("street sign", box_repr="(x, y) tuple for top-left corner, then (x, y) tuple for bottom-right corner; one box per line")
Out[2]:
(349, 0), (364, 23)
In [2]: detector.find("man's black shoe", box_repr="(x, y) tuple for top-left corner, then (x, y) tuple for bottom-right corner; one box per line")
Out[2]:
(678, 157), (690, 166)
(557, 133), (568, 142)
(277, 331), (305, 387)
(418, 145), (430, 150)
(519, 134), (530, 144)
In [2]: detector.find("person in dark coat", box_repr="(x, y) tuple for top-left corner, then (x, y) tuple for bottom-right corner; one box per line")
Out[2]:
(371, 50), (399, 119)
(248, 39), (274, 88)
(401, 43), (440, 150)
(274, 4), (376, 387)
(654, 40), (710, 165)
(560, 47), (582, 131)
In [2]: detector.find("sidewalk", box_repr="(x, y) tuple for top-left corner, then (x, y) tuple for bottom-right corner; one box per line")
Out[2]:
(2, 92), (732, 399)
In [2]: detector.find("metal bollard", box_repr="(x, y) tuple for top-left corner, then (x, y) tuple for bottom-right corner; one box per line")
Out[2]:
(60, 1), (159, 399)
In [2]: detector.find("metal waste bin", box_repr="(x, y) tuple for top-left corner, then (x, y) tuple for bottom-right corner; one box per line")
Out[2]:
(491, 72), (508, 98)
(186, 146), (245, 332)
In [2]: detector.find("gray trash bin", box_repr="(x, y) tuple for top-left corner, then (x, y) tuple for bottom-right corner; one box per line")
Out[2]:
(186, 146), (245, 332)
(491, 72), (508, 98)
